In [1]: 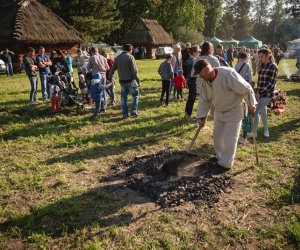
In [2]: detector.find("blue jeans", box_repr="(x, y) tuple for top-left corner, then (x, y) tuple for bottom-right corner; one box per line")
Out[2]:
(106, 84), (115, 103)
(253, 97), (272, 133)
(120, 82), (139, 116)
(28, 76), (38, 102)
(6, 63), (13, 76)
(40, 73), (49, 100)
(93, 101), (101, 118)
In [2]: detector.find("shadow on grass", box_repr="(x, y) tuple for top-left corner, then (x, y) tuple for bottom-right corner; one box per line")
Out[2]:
(258, 117), (300, 143)
(286, 88), (300, 98)
(0, 185), (150, 238)
(45, 117), (190, 164)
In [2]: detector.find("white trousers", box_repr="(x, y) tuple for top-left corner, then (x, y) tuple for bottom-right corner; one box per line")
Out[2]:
(213, 119), (242, 169)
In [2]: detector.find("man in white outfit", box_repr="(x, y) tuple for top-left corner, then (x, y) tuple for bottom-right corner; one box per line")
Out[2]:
(194, 59), (257, 171)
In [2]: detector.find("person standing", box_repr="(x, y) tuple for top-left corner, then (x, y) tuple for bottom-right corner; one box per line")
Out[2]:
(24, 47), (39, 105)
(235, 52), (252, 85)
(158, 53), (174, 106)
(226, 45), (234, 67)
(0, 48), (14, 76)
(185, 45), (200, 121)
(235, 52), (253, 145)
(88, 47), (110, 112)
(101, 50), (116, 106)
(194, 59), (257, 171)
(215, 44), (228, 66)
(36, 46), (52, 101)
(170, 44), (183, 99)
(182, 43), (191, 79)
(192, 42), (220, 119)
(108, 44), (140, 119)
(253, 48), (278, 138)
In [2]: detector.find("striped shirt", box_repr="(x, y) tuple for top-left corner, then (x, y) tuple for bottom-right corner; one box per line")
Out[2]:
(257, 62), (278, 98)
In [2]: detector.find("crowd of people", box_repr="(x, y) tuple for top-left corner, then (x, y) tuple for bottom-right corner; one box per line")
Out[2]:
(3, 40), (280, 172)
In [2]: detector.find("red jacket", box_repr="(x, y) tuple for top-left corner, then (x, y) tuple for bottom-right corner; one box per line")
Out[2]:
(173, 75), (186, 89)
(106, 58), (114, 79)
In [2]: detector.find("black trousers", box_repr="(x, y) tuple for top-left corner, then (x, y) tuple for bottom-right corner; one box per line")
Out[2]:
(160, 80), (171, 105)
(185, 79), (197, 116)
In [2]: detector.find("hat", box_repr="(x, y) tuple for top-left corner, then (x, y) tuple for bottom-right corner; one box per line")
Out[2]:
(193, 59), (209, 76)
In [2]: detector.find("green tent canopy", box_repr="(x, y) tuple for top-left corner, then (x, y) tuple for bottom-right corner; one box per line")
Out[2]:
(221, 37), (239, 48)
(238, 36), (262, 49)
(208, 36), (223, 47)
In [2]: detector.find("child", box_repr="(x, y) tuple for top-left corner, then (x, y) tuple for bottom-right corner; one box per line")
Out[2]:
(172, 70), (186, 100)
(90, 73), (105, 119)
(158, 53), (173, 106)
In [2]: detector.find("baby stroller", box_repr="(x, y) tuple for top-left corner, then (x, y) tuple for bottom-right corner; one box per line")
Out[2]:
(48, 71), (87, 114)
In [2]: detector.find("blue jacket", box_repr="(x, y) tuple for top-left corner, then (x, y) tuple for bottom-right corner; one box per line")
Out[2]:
(90, 78), (105, 102)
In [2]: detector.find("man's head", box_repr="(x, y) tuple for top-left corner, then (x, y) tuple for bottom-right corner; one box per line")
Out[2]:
(27, 47), (35, 57)
(90, 47), (98, 55)
(239, 52), (248, 61)
(77, 48), (82, 56)
(216, 44), (223, 55)
(38, 46), (45, 55)
(186, 43), (191, 49)
(4, 48), (9, 53)
(123, 44), (133, 53)
(193, 59), (213, 81)
(165, 53), (172, 61)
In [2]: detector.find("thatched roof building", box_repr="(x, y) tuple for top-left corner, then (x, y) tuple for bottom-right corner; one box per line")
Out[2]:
(0, 0), (83, 53)
(121, 18), (174, 58)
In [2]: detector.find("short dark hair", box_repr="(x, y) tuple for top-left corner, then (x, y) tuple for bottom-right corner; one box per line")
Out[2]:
(239, 52), (248, 59)
(165, 53), (172, 59)
(193, 59), (210, 76)
(123, 44), (133, 52)
(216, 44), (223, 49)
(27, 47), (35, 53)
(38, 46), (45, 50)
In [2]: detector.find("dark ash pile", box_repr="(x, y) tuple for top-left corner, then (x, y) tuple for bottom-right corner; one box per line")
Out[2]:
(110, 151), (232, 208)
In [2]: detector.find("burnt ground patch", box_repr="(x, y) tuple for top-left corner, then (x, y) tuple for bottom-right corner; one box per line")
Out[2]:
(104, 150), (232, 208)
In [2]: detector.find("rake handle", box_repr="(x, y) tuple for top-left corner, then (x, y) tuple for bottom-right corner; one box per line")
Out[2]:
(187, 125), (202, 151)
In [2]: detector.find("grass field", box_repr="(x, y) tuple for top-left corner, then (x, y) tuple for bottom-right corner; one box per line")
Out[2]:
(0, 58), (299, 249)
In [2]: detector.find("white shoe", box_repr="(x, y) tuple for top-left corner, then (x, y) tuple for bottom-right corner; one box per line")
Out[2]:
(264, 130), (270, 138)
(247, 132), (257, 138)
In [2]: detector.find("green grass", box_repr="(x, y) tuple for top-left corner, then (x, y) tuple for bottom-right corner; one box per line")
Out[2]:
(0, 58), (299, 249)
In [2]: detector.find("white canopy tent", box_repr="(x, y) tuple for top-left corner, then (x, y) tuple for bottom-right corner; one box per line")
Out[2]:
(287, 38), (300, 50)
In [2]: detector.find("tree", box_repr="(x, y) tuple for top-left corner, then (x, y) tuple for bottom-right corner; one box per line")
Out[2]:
(231, 0), (252, 40)
(251, 0), (271, 42)
(268, 0), (286, 44)
(202, 0), (223, 38)
(38, 0), (121, 42)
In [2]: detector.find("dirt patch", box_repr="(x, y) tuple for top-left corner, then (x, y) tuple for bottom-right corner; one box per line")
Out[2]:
(106, 150), (232, 208)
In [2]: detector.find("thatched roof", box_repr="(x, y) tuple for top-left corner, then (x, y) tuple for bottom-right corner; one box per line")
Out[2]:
(121, 18), (174, 46)
(0, 0), (83, 44)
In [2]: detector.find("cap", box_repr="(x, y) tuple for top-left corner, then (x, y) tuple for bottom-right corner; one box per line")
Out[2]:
(193, 59), (209, 76)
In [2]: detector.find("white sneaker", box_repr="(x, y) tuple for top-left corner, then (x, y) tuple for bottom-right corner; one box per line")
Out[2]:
(247, 132), (257, 138)
(264, 130), (270, 138)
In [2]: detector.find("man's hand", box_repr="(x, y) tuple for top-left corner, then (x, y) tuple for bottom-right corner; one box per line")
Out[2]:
(197, 117), (206, 128)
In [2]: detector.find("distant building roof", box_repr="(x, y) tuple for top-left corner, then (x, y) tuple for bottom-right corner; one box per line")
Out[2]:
(121, 18), (174, 46)
(0, 0), (83, 44)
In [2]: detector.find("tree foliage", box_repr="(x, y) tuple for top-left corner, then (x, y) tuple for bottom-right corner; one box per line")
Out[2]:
(38, 0), (295, 45)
